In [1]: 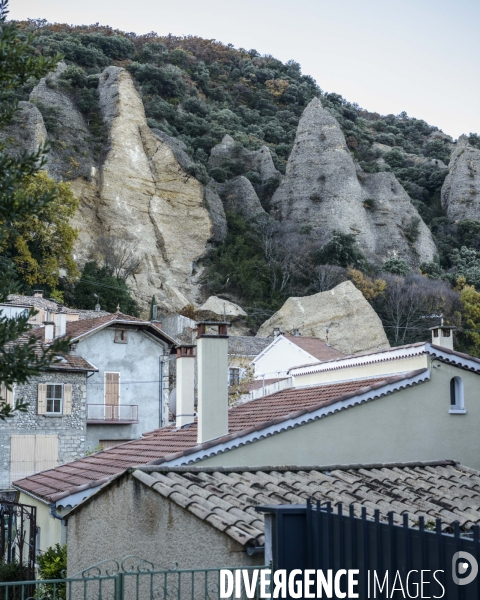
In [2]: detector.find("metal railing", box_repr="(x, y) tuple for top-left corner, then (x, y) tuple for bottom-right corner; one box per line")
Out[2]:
(86, 404), (138, 423)
(0, 558), (267, 600)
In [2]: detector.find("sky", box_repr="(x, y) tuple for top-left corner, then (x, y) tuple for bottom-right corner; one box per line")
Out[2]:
(9, 0), (480, 139)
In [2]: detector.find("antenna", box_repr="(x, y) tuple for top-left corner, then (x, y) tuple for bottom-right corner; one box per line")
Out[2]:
(223, 302), (226, 321)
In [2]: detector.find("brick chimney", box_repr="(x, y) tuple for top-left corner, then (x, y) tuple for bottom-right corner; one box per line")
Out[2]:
(430, 323), (456, 351)
(196, 321), (229, 444)
(176, 345), (195, 428)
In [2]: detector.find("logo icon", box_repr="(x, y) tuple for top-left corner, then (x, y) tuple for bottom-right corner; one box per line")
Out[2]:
(452, 551), (478, 585)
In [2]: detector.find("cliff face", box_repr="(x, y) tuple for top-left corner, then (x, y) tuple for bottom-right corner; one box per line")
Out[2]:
(271, 98), (437, 265)
(441, 135), (480, 221)
(25, 66), (215, 312)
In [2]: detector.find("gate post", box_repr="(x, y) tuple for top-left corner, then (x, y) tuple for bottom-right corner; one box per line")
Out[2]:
(115, 572), (125, 600)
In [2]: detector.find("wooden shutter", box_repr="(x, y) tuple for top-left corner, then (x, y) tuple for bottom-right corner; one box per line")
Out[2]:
(10, 435), (36, 483)
(5, 385), (13, 407)
(35, 435), (58, 472)
(37, 383), (47, 415)
(105, 373), (120, 406)
(63, 384), (72, 415)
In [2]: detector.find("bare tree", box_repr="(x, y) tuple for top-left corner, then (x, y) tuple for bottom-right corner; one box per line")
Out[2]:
(373, 274), (461, 346)
(91, 235), (143, 281)
(309, 265), (347, 293)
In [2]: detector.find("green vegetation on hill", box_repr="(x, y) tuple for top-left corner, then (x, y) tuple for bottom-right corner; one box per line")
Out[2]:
(7, 19), (480, 352)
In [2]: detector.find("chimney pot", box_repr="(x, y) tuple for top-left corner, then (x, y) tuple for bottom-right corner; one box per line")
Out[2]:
(429, 324), (455, 351)
(34, 290), (43, 298)
(196, 321), (229, 444)
(43, 321), (55, 343)
(293, 328), (300, 336)
(273, 327), (280, 338)
(175, 345), (196, 429)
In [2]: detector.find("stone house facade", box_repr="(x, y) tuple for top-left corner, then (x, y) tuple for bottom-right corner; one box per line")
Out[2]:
(0, 362), (95, 491)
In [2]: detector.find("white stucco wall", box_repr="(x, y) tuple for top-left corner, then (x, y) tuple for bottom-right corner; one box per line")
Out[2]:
(253, 337), (317, 379)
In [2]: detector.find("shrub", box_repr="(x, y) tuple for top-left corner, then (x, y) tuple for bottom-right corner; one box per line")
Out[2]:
(404, 216), (421, 243)
(37, 544), (67, 600)
(382, 257), (410, 276)
(315, 231), (367, 269)
(310, 193), (322, 203)
(363, 198), (375, 210)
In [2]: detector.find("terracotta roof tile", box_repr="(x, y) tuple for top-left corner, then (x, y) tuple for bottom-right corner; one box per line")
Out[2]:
(13, 372), (426, 503)
(66, 461), (480, 549)
(284, 335), (345, 361)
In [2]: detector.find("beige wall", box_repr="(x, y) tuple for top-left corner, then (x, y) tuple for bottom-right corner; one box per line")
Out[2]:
(18, 493), (66, 553)
(293, 354), (429, 388)
(67, 474), (263, 577)
(201, 363), (480, 470)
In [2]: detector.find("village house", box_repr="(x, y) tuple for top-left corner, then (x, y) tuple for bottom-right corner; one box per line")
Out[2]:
(65, 460), (480, 575)
(0, 316), (97, 495)
(13, 321), (480, 551)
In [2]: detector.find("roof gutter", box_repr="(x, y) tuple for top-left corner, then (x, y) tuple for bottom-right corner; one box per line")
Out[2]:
(49, 503), (65, 524)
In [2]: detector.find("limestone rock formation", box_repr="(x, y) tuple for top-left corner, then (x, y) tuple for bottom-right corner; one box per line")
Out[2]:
(256, 280), (390, 355)
(0, 101), (47, 157)
(27, 65), (215, 312)
(209, 134), (281, 185)
(204, 181), (227, 242)
(441, 135), (480, 221)
(218, 176), (266, 220)
(270, 98), (437, 266)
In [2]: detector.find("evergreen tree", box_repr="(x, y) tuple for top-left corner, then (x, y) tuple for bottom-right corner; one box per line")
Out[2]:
(0, 0), (66, 420)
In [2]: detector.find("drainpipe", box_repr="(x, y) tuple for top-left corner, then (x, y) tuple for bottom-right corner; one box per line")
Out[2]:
(49, 503), (64, 524)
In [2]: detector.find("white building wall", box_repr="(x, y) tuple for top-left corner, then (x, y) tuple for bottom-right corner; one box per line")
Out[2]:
(253, 336), (318, 379)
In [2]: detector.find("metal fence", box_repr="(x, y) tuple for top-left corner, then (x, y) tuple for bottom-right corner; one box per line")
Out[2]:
(258, 499), (480, 599)
(0, 557), (266, 600)
(0, 501), (36, 581)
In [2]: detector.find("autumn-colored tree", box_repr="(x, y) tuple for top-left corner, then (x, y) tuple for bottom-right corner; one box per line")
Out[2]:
(458, 286), (480, 356)
(347, 268), (386, 300)
(1, 171), (79, 289)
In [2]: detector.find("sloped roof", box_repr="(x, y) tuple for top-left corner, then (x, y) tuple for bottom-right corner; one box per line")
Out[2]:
(289, 341), (480, 376)
(5, 329), (97, 372)
(66, 460), (480, 549)
(228, 336), (272, 357)
(6, 295), (111, 319)
(284, 335), (345, 361)
(64, 313), (176, 346)
(13, 371), (426, 503)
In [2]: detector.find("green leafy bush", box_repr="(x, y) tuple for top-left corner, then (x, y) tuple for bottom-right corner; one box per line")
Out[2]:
(37, 544), (67, 600)
(315, 231), (367, 269)
(382, 258), (410, 276)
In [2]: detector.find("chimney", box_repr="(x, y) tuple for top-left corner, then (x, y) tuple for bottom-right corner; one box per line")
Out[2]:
(196, 321), (229, 444)
(54, 312), (66, 338)
(43, 320), (55, 343)
(430, 324), (456, 351)
(273, 327), (280, 338)
(293, 328), (300, 337)
(175, 345), (195, 428)
(34, 290), (43, 298)
(152, 305), (158, 321)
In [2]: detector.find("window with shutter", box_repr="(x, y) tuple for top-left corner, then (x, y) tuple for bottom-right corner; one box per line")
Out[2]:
(37, 383), (47, 415)
(63, 384), (72, 415)
(105, 372), (120, 419)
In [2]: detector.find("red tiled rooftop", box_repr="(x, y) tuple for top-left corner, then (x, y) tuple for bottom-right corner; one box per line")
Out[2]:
(13, 372), (425, 503)
(284, 335), (345, 361)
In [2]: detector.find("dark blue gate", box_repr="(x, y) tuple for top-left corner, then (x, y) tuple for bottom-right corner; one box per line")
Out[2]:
(257, 500), (480, 599)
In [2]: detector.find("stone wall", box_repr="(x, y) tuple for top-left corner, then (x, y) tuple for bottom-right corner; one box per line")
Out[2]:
(0, 371), (87, 490)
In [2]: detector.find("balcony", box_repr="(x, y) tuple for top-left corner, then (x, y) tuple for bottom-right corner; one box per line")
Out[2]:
(86, 404), (138, 424)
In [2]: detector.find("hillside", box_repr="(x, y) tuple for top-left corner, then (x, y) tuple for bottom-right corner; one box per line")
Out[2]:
(4, 20), (480, 352)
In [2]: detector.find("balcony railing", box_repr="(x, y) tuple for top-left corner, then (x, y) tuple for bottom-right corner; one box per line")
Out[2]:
(86, 404), (138, 424)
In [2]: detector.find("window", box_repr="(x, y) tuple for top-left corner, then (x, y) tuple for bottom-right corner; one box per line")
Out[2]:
(38, 383), (72, 415)
(449, 377), (466, 414)
(114, 329), (127, 343)
(0, 382), (14, 407)
(105, 373), (120, 419)
(46, 384), (63, 414)
(229, 368), (240, 386)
